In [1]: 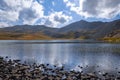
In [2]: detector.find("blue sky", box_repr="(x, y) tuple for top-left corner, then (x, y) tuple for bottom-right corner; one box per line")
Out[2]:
(0, 0), (120, 28)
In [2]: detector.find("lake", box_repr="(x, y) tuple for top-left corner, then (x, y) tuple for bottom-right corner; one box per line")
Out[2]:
(0, 40), (120, 73)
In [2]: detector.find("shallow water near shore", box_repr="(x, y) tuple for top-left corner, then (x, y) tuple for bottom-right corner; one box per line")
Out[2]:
(0, 40), (120, 73)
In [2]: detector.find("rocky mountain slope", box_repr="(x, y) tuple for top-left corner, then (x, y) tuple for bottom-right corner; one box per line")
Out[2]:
(0, 19), (120, 41)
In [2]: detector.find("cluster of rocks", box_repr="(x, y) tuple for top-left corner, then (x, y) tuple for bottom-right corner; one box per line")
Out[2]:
(0, 56), (120, 80)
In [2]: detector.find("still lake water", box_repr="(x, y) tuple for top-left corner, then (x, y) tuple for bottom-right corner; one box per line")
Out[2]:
(0, 40), (120, 73)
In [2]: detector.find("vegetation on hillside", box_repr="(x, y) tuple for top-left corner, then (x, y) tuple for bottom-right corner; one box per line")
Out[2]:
(101, 30), (120, 43)
(0, 32), (52, 40)
(0, 19), (119, 42)
(101, 37), (120, 43)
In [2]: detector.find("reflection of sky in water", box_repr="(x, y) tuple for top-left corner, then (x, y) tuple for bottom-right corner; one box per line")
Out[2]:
(0, 40), (120, 72)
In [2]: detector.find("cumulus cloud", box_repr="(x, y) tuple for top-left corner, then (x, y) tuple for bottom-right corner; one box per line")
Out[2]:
(19, 1), (44, 24)
(0, 0), (72, 28)
(54, 16), (66, 23)
(43, 11), (72, 27)
(0, 0), (21, 23)
(0, 10), (19, 22)
(3, 0), (33, 9)
(0, 22), (10, 28)
(19, 8), (38, 24)
(0, 0), (44, 27)
(0, 0), (120, 28)
(64, 0), (120, 19)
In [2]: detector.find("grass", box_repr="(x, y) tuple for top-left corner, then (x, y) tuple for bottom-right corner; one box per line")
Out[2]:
(0, 32), (52, 40)
(102, 37), (120, 43)
(0, 32), (119, 43)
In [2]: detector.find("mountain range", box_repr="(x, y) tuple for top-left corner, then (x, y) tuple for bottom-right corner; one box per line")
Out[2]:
(0, 19), (120, 42)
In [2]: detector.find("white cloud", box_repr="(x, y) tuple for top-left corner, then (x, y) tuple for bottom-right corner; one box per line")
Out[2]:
(0, 0), (72, 28)
(64, 0), (120, 19)
(3, 0), (33, 11)
(19, 8), (38, 24)
(0, 0), (120, 28)
(0, 22), (10, 28)
(31, 1), (44, 17)
(38, 0), (44, 4)
(52, 1), (55, 6)
(43, 11), (72, 27)
(0, 0), (45, 27)
(0, 10), (19, 21)
(64, 0), (68, 3)
(19, 1), (44, 25)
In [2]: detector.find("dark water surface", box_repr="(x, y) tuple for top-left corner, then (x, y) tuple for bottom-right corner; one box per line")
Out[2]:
(0, 40), (120, 73)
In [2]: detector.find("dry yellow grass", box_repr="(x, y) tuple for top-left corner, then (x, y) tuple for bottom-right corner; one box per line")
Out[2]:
(102, 37), (120, 43)
(0, 32), (52, 40)
(17, 34), (52, 40)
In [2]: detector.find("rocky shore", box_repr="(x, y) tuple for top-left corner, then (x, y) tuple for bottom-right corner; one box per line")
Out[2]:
(0, 56), (120, 80)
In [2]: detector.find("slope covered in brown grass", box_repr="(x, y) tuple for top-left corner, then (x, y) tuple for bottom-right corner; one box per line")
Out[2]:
(0, 32), (52, 40)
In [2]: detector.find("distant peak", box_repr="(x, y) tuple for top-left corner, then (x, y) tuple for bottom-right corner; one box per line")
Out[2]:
(79, 20), (88, 23)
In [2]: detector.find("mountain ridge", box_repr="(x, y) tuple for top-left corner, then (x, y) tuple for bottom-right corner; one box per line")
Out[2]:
(0, 19), (120, 42)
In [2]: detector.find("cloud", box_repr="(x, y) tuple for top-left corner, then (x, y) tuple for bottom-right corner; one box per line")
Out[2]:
(3, 0), (33, 9)
(0, 0), (21, 22)
(43, 11), (72, 27)
(54, 16), (66, 23)
(0, 10), (19, 22)
(19, 1), (44, 25)
(64, 0), (120, 19)
(0, 0), (45, 27)
(0, 0), (72, 28)
(52, 1), (55, 6)
(1, 0), (119, 28)
(0, 0), (10, 11)
(19, 8), (38, 24)
(0, 22), (10, 28)
(44, 19), (53, 26)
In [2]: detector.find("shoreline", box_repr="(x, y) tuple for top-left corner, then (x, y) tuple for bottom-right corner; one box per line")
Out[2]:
(0, 39), (119, 44)
(0, 56), (120, 80)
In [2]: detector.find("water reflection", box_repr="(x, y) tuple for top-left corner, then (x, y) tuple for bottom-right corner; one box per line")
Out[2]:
(0, 40), (120, 72)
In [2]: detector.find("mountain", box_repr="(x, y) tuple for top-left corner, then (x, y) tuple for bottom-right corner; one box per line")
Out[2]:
(0, 19), (120, 41)
(58, 20), (103, 32)
(0, 32), (52, 40)
(0, 25), (58, 33)
(58, 19), (120, 39)
(0, 25), (58, 40)
(93, 19), (120, 38)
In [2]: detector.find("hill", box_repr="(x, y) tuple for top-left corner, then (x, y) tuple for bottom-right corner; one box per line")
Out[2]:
(0, 19), (120, 42)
